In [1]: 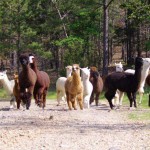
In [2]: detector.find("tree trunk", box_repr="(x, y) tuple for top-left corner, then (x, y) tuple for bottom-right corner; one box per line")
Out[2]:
(102, 0), (109, 76)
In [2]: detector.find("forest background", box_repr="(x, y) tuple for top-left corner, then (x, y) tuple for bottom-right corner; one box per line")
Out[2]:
(0, 0), (150, 86)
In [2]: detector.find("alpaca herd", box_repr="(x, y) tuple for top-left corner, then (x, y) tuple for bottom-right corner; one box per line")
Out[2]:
(0, 55), (149, 111)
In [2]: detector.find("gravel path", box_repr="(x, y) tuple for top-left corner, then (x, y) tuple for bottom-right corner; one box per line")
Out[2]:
(0, 100), (150, 150)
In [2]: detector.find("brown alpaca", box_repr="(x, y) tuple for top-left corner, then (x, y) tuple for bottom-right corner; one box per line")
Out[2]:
(29, 54), (50, 108)
(19, 54), (37, 110)
(90, 70), (103, 106)
(65, 64), (83, 110)
(13, 73), (20, 109)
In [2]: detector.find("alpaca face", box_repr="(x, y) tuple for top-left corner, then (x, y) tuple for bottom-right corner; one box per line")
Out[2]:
(135, 57), (143, 69)
(115, 62), (123, 72)
(81, 68), (90, 80)
(72, 64), (80, 74)
(29, 56), (35, 64)
(66, 65), (72, 77)
(0, 71), (7, 80)
(19, 55), (29, 66)
(143, 58), (150, 68)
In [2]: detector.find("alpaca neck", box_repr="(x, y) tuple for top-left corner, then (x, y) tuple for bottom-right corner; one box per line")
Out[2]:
(66, 71), (72, 78)
(30, 61), (38, 73)
(139, 67), (150, 87)
(1, 76), (13, 95)
(72, 72), (81, 86)
(134, 67), (142, 88)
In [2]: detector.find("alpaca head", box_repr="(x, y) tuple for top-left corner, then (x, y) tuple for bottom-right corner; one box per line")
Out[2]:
(0, 70), (7, 80)
(90, 66), (97, 72)
(29, 54), (35, 64)
(135, 57), (143, 69)
(19, 54), (30, 66)
(80, 67), (90, 80)
(142, 58), (150, 69)
(72, 64), (80, 75)
(90, 70), (100, 80)
(66, 65), (72, 77)
(115, 62), (123, 72)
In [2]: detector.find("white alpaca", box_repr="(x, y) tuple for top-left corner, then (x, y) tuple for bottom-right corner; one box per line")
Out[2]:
(115, 62), (123, 72)
(0, 70), (16, 108)
(115, 58), (150, 106)
(56, 66), (72, 106)
(80, 67), (93, 109)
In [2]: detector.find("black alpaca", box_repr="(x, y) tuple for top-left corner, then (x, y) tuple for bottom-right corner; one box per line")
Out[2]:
(104, 57), (143, 109)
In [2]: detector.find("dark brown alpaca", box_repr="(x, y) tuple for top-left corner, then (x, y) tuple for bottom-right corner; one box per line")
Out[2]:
(89, 70), (103, 106)
(104, 57), (143, 109)
(19, 54), (37, 110)
(29, 54), (50, 108)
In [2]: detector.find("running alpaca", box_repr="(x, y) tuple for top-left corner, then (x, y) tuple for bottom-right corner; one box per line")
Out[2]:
(80, 67), (93, 108)
(65, 64), (83, 110)
(13, 72), (21, 109)
(29, 54), (50, 109)
(19, 54), (37, 110)
(56, 65), (72, 106)
(0, 70), (16, 109)
(105, 57), (143, 109)
(115, 59), (150, 105)
(89, 69), (103, 106)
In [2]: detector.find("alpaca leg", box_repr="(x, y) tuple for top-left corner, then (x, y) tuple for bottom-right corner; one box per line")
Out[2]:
(16, 97), (21, 109)
(26, 92), (32, 110)
(77, 94), (83, 110)
(90, 92), (94, 105)
(95, 92), (100, 106)
(72, 100), (77, 110)
(66, 92), (72, 110)
(127, 92), (133, 108)
(43, 90), (47, 108)
(33, 89), (38, 105)
(105, 91), (115, 109)
(138, 92), (143, 104)
(132, 92), (137, 108)
(37, 88), (44, 107)
(10, 97), (16, 109)
(56, 90), (61, 106)
(83, 95), (90, 109)
(119, 91), (124, 106)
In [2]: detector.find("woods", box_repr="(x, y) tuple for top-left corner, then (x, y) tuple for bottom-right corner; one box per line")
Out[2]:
(0, 0), (150, 75)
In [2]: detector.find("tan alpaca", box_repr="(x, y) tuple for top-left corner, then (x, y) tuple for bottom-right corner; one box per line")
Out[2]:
(13, 73), (21, 109)
(65, 64), (83, 110)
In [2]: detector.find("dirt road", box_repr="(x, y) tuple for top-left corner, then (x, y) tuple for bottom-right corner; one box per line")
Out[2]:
(0, 100), (150, 150)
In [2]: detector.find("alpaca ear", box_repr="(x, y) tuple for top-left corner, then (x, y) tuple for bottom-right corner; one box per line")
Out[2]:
(86, 67), (88, 69)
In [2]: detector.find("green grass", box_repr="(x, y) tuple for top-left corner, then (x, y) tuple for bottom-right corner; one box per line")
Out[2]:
(0, 88), (9, 98)
(128, 112), (150, 120)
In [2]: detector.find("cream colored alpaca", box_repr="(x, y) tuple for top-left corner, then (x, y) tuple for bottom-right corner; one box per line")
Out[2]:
(80, 67), (93, 109)
(0, 70), (16, 109)
(65, 64), (83, 110)
(56, 66), (72, 106)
